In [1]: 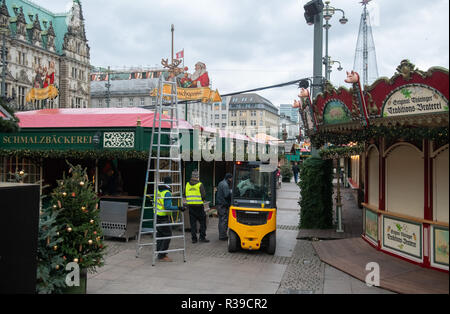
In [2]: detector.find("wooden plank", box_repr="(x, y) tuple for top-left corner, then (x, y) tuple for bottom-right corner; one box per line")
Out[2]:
(313, 238), (449, 294)
(362, 203), (449, 227)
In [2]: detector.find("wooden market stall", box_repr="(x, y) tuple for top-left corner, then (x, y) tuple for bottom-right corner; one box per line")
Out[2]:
(0, 107), (267, 205)
(305, 60), (449, 272)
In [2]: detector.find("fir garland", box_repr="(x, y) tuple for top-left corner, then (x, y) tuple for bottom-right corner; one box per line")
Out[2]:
(0, 149), (150, 162)
(0, 148), (281, 162)
(309, 125), (449, 148)
(319, 144), (365, 160)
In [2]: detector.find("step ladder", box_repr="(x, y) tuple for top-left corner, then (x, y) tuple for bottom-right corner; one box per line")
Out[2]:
(136, 77), (186, 266)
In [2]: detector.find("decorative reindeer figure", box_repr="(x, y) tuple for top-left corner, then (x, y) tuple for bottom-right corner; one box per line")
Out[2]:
(344, 70), (370, 126)
(161, 58), (184, 78)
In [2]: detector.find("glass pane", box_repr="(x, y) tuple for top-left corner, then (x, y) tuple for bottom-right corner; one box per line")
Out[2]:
(233, 165), (271, 202)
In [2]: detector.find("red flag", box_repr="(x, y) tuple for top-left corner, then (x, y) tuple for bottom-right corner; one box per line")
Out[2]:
(176, 50), (184, 59)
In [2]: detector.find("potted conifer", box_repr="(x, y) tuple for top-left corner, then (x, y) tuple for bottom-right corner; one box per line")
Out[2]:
(50, 162), (106, 294)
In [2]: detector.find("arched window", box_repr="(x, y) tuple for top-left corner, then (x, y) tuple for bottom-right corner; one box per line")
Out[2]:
(385, 143), (424, 218)
(432, 145), (449, 223)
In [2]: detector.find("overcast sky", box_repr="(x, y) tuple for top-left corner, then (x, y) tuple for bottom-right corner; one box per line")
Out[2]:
(35, 0), (449, 107)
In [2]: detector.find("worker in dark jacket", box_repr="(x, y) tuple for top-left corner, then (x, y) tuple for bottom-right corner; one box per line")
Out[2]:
(185, 170), (209, 243)
(155, 177), (182, 262)
(216, 173), (232, 240)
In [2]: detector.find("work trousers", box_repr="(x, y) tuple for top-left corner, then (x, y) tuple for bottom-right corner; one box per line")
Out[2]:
(217, 204), (229, 239)
(188, 204), (207, 240)
(156, 215), (172, 259)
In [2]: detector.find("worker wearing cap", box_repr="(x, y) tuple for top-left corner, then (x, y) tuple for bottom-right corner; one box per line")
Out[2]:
(216, 173), (233, 240)
(185, 170), (209, 243)
(156, 176), (182, 262)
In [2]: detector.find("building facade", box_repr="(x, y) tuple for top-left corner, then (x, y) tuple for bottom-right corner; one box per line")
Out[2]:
(279, 112), (299, 141)
(2, 0), (90, 111)
(212, 96), (230, 129)
(227, 93), (279, 137)
(90, 70), (214, 127)
(90, 78), (157, 109)
(279, 103), (299, 123)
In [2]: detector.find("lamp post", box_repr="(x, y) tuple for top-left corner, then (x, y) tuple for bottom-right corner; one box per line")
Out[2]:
(322, 0), (347, 82)
(303, 0), (325, 157)
(335, 158), (344, 232)
(325, 57), (343, 80)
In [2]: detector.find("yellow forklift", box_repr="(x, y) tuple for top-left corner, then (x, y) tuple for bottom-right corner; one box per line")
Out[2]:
(228, 161), (277, 254)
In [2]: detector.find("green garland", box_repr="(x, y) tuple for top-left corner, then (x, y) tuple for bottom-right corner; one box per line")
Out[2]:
(0, 148), (281, 162)
(319, 144), (365, 160)
(0, 149), (150, 162)
(309, 125), (449, 148)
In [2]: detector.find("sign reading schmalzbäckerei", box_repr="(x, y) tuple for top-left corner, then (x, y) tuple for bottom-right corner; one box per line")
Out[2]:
(382, 84), (449, 117)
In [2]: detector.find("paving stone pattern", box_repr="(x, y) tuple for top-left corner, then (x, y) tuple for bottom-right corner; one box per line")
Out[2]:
(89, 181), (392, 294)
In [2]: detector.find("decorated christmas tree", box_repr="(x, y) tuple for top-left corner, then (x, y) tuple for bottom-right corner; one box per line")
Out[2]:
(0, 97), (19, 133)
(50, 162), (106, 278)
(36, 206), (66, 294)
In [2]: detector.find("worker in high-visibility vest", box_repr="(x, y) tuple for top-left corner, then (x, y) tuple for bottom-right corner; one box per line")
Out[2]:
(185, 170), (209, 243)
(155, 176), (182, 262)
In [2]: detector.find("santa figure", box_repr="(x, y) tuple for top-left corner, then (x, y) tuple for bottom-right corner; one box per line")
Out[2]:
(43, 61), (56, 88)
(190, 62), (210, 88)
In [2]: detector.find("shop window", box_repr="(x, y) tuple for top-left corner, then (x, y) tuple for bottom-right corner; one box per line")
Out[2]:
(0, 157), (41, 184)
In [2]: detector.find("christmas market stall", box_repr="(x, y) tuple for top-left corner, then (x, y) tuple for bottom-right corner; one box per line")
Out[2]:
(0, 107), (262, 206)
(305, 60), (449, 271)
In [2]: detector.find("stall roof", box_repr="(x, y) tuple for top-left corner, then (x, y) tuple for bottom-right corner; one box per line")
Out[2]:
(14, 108), (271, 144)
(252, 133), (282, 144)
(16, 108), (194, 129)
(193, 125), (254, 142)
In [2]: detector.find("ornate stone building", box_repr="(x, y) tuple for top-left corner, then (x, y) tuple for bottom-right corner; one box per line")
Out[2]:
(1, 0), (90, 111)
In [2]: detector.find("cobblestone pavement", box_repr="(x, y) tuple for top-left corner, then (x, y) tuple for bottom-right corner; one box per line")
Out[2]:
(276, 239), (325, 294)
(93, 181), (393, 294)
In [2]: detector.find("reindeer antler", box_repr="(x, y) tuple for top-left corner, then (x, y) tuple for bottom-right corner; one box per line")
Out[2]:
(161, 58), (183, 76)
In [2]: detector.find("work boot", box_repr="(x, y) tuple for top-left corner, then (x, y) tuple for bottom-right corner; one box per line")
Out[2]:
(192, 238), (198, 243)
(199, 238), (210, 243)
(158, 256), (172, 262)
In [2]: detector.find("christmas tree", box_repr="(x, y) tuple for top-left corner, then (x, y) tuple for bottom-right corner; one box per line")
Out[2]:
(51, 162), (106, 276)
(36, 206), (66, 294)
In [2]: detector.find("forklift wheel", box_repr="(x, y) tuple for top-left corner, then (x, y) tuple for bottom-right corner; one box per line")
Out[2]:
(267, 232), (276, 255)
(228, 230), (239, 253)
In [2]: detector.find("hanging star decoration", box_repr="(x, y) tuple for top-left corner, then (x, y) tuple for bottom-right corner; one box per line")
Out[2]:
(360, 0), (372, 5)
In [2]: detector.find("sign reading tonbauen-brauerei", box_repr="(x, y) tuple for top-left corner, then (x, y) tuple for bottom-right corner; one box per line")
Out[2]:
(383, 216), (422, 259)
(382, 84), (448, 117)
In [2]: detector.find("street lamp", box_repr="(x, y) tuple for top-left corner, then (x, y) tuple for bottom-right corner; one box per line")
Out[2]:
(324, 57), (343, 80)
(322, 0), (347, 82)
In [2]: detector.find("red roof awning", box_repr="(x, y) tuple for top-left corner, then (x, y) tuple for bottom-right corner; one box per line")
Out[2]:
(16, 108), (193, 129)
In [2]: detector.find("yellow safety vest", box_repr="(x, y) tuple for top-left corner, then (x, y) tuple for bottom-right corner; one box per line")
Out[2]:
(185, 182), (203, 205)
(155, 189), (171, 216)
